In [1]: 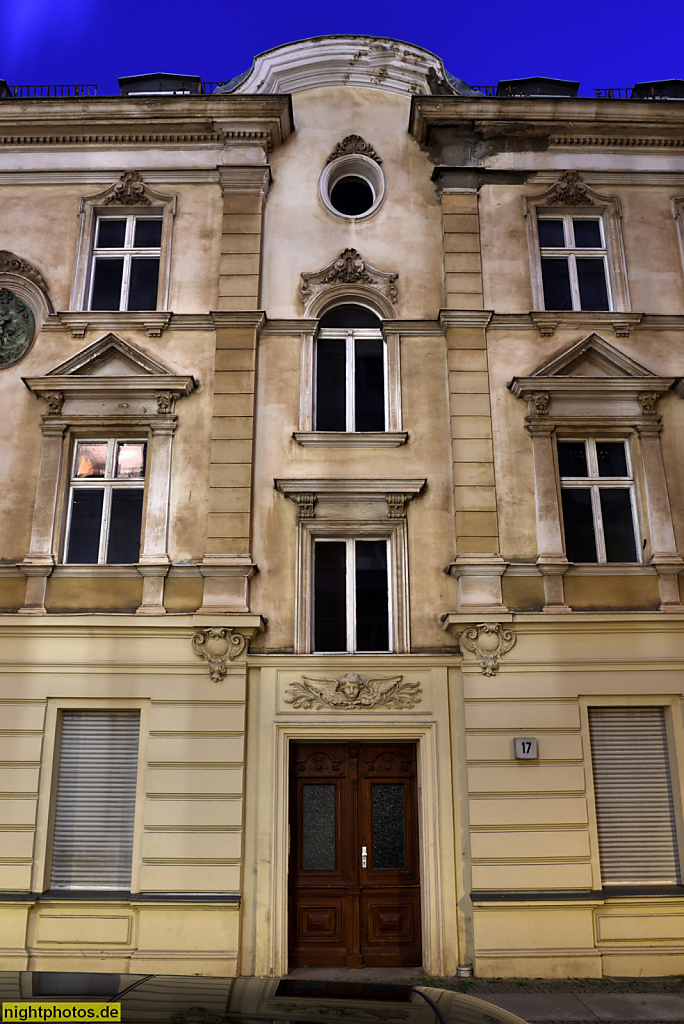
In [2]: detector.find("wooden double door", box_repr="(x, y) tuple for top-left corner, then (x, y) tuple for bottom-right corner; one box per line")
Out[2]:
(289, 742), (421, 967)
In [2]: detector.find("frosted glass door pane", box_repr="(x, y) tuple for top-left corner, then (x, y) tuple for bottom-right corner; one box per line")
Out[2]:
(371, 783), (406, 869)
(302, 784), (336, 870)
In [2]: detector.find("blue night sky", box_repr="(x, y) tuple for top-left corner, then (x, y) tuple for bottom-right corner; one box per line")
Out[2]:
(0, 0), (680, 98)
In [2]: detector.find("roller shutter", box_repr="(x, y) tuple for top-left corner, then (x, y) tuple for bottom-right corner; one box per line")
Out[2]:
(589, 707), (681, 884)
(50, 710), (140, 890)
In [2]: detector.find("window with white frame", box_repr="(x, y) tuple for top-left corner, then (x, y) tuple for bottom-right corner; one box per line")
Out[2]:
(89, 214), (163, 311)
(50, 709), (140, 890)
(315, 305), (386, 431)
(313, 537), (390, 653)
(64, 439), (147, 564)
(589, 706), (681, 885)
(538, 215), (611, 311)
(558, 439), (639, 563)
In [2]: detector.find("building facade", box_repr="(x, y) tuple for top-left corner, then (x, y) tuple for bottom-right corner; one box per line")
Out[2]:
(1, 36), (684, 979)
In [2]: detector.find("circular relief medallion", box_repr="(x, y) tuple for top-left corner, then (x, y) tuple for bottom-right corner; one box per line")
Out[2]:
(0, 288), (35, 367)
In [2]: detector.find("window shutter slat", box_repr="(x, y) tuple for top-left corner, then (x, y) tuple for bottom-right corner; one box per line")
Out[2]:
(589, 707), (681, 884)
(50, 710), (140, 890)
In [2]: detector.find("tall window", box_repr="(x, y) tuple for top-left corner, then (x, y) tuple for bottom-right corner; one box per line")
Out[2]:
(558, 439), (639, 563)
(315, 306), (385, 431)
(313, 538), (390, 652)
(65, 439), (146, 564)
(50, 710), (140, 890)
(589, 707), (681, 885)
(89, 214), (162, 311)
(538, 215), (610, 311)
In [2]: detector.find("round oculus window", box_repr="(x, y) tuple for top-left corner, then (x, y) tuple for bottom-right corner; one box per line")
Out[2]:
(319, 153), (386, 221)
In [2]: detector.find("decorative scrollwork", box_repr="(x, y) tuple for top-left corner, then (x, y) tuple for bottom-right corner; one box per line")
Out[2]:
(0, 250), (49, 293)
(285, 672), (421, 710)
(103, 170), (152, 206)
(191, 627), (247, 681)
(0, 287), (35, 367)
(327, 134), (382, 165)
(544, 170), (593, 206)
(458, 622), (516, 676)
(301, 248), (398, 307)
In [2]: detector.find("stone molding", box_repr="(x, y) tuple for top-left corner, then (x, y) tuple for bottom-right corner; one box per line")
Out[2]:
(293, 431), (408, 448)
(0, 250), (50, 295)
(284, 672), (421, 711)
(300, 248), (398, 316)
(275, 478), (426, 520)
(327, 134), (382, 165)
(218, 165), (270, 195)
(457, 622), (516, 676)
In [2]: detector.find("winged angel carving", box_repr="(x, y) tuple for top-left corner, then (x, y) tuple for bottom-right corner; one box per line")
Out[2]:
(285, 672), (421, 711)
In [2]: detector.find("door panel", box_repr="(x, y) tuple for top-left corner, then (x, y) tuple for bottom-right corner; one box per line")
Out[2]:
(289, 742), (421, 967)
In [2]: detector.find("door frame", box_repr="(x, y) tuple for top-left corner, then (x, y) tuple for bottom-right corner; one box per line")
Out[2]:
(271, 722), (451, 976)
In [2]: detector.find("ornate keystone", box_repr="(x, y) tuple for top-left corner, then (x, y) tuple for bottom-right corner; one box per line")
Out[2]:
(301, 248), (398, 308)
(285, 672), (421, 710)
(191, 627), (248, 681)
(327, 134), (382, 165)
(103, 170), (152, 206)
(458, 622), (516, 676)
(545, 170), (593, 206)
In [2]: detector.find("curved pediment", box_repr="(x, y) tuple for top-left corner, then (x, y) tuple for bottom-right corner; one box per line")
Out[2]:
(217, 36), (477, 97)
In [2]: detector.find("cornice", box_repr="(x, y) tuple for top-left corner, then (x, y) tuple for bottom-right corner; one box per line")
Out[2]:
(0, 96), (294, 151)
(383, 319), (444, 335)
(218, 165), (271, 195)
(211, 311), (265, 329)
(409, 96), (684, 146)
(489, 312), (684, 334)
(260, 318), (320, 336)
(440, 310), (493, 329)
(0, 169), (223, 186)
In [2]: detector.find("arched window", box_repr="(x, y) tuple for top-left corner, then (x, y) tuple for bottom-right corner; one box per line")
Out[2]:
(315, 305), (385, 431)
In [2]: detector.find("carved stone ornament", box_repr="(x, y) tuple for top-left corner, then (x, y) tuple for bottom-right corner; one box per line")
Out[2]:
(543, 170), (594, 206)
(639, 391), (659, 415)
(191, 627), (248, 681)
(296, 493), (317, 519)
(0, 250), (49, 293)
(285, 672), (421, 710)
(301, 248), (398, 307)
(532, 392), (550, 416)
(458, 622), (516, 676)
(386, 493), (410, 519)
(44, 391), (64, 415)
(103, 170), (152, 206)
(327, 134), (382, 164)
(0, 287), (35, 367)
(156, 390), (175, 414)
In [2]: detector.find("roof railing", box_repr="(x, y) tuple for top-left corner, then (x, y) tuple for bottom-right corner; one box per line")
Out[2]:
(5, 84), (98, 98)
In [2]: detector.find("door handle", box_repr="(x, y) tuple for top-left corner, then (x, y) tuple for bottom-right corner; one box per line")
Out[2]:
(361, 846), (367, 868)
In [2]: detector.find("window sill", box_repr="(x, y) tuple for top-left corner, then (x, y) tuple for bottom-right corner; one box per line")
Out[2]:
(293, 431), (408, 448)
(54, 565), (142, 577)
(564, 563), (655, 576)
(530, 310), (642, 338)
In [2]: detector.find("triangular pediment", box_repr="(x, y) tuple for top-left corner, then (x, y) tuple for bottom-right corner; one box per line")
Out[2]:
(528, 334), (657, 379)
(47, 333), (173, 378)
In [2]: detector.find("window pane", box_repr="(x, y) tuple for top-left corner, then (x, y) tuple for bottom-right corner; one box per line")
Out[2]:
(355, 540), (389, 652)
(115, 442), (146, 479)
(596, 441), (628, 477)
(106, 489), (144, 563)
(537, 219), (565, 247)
(96, 219), (126, 248)
(541, 257), (573, 309)
(313, 541), (347, 652)
(66, 489), (104, 564)
(74, 442), (108, 479)
(572, 219), (602, 248)
(561, 488), (597, 562)
(371, 784), (406, 869)
(133, 219), (162, 248)
(90, 258), (124, 310)
(557, 441), (588, 477)
(354, 338), (385, 431)
(301, 784), (336, 871)
(315, 339), (346, 431)
(599, 489), (638, 562)
(319, 305), (380, 329)
(127, 257), (160, 310)
(577, 258), (609, 310)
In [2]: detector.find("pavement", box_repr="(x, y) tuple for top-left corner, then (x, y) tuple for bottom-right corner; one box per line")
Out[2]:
(286, 968), (684, 1021)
